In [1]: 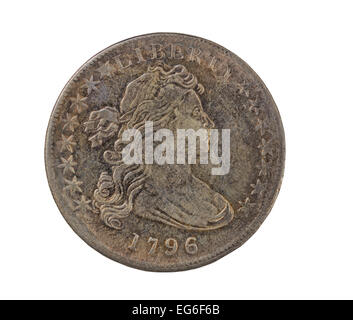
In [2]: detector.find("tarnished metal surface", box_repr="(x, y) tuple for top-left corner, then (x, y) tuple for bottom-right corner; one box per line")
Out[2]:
(45, 33), (285, 271)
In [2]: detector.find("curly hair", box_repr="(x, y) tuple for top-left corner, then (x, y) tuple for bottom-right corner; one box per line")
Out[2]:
(86, 63), (204, 230)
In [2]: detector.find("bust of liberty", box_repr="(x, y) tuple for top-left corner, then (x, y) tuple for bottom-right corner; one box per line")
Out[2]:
(84, 63), (235, 231)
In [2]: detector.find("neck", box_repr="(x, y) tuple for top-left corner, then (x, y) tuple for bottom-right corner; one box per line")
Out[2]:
(146, 164), (192, 187)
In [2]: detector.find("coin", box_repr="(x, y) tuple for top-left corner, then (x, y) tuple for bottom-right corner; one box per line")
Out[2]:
(45, 33), (285, 271)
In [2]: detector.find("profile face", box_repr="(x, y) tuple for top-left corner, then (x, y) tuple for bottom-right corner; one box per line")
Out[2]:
(172, 89), (214, 132)
(84, 63), (234, 231)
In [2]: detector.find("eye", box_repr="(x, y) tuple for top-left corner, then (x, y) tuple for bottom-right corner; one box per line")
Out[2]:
(192, 107), (201, 117)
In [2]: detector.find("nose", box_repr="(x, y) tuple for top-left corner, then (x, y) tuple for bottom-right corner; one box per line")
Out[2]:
(201, 112), (215, 129)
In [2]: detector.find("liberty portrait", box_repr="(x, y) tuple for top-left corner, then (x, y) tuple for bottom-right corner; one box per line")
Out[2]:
(84, 63), (235, 231)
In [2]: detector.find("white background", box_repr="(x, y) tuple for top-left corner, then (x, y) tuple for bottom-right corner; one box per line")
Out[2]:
(0, 0), (352, 300)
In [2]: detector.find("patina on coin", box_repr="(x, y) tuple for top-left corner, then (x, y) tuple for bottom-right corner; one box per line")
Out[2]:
(45, 33), (285, 271)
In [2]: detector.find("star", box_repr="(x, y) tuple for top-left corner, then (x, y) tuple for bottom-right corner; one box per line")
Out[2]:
(258, 138), (273, 156)
(249, 99), (260, 115)
(81, 75), (100, 95)
(57, 155), (77, 175)
(238, 197), (256, 218)
(59, 134), (77, 153)
(254, 118), (270, 135)
(63, 176), (83, 195)
(256, 157), (271, 177)
(96, 61), (115, 78)
(62, 113), (79, 132)
(70, 93), (88, 113)
(236, 81), (249, 97)
(255, 118), (264, 133)
(250, 179), (263, 196)
(73, 195), (92, 213)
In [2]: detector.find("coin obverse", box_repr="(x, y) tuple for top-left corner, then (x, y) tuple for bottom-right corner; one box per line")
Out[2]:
(45, 33), (285, 271)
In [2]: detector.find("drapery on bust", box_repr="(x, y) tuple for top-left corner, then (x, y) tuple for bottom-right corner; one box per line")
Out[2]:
(84, 63), (235, 231)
